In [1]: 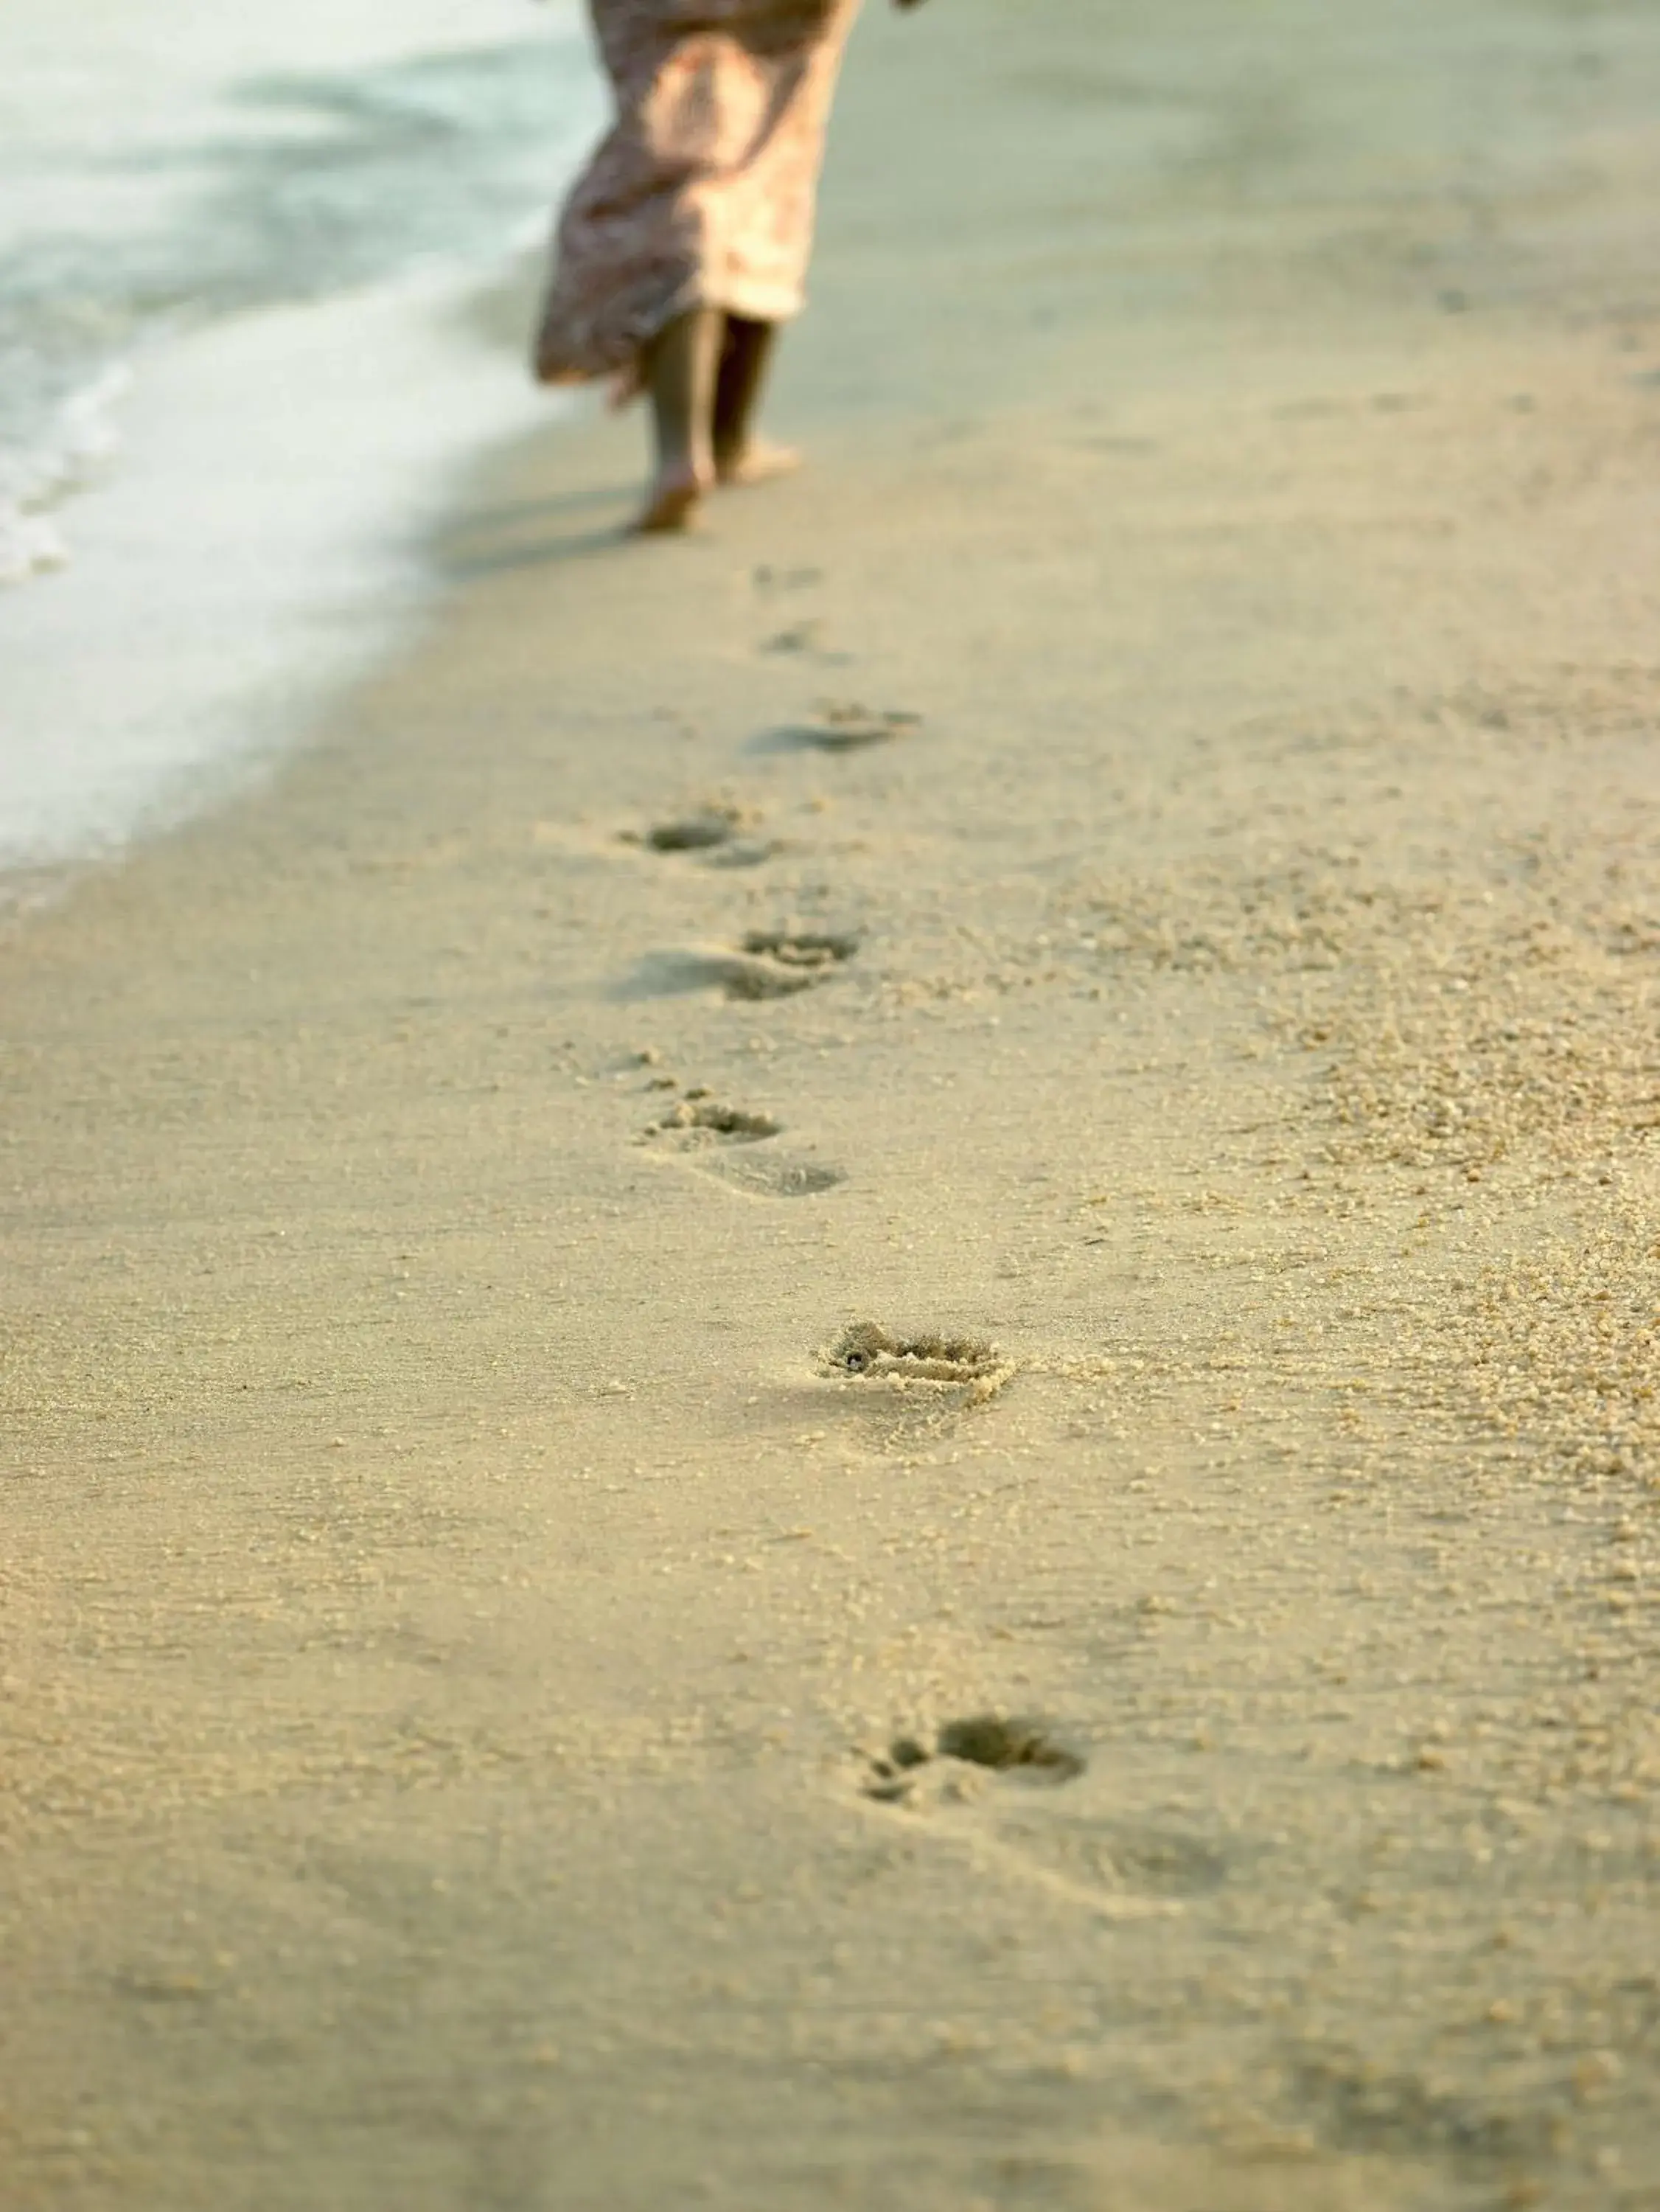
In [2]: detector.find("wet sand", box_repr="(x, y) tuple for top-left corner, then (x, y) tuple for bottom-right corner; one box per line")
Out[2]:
(4, 4), (1659, 2207)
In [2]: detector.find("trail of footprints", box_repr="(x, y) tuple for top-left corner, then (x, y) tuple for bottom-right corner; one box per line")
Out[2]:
(609, 689), (1140, 1917)
(617, 692), (906, 1187)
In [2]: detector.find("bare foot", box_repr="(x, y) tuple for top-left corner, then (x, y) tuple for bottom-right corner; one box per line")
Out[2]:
(715, 441), (803, 490)
(631, 461), (709, 535)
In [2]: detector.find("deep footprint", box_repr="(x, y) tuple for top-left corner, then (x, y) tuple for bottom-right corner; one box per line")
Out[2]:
(642, 1096), (782, 1144)
(741, 928), (859, 970)
(865, 1714), (1085, 1804)
(821, 1323), (1014, 1402)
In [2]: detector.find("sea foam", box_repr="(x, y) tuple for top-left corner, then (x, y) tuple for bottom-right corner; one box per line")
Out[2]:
(0, 0), (599, 888)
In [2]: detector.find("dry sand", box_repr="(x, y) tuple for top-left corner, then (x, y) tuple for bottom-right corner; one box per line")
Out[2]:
(4, 3), (1660, 2206)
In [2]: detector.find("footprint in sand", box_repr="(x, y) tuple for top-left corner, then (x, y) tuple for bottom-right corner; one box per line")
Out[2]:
(857, 1716), (1204, 1921)
(742, 927), (859, 970)
(620, 805), (778, 869)
(708, 1155), (845, 1198)
(643, 1095), (782, 1142)
(752, 563), (823, 594)
(628, 929), (859, 1002)
(639, 1092), (846, 1200)
(768, 702), (922, 753)
(820, 1321), (1016, 1404)
(761, 619), (826, 656)
(862, 1714), (1085, 1802)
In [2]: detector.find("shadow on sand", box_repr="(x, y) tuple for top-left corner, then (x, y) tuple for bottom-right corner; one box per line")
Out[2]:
(434, 481), (641, 580)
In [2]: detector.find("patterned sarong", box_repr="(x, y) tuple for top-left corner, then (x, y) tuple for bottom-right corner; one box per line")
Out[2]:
(535, 0), (862, 382)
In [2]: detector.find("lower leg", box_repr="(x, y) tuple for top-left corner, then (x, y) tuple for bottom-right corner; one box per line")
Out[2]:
(635, 307), (722, 532)
(713, 317), (800, 485)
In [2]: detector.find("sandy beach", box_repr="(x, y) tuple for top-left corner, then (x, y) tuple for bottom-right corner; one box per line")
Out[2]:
(4, 3), (1659, 2206)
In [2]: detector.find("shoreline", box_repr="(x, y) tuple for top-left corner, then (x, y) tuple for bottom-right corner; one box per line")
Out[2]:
(0, 0), (595, 574)
(0, 0), (600, 885)
(0, 262), (570, 900)
(4, 4), (1659, 2206)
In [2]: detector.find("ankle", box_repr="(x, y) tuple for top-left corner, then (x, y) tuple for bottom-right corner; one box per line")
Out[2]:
(659, 453), (713, 495)
(660, 437), (714, 483)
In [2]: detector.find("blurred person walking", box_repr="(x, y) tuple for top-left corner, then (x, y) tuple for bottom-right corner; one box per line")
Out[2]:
(534, 0), (929, 532)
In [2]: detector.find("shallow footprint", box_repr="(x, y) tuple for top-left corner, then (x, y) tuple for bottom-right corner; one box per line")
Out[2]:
(770, 703), (921, 752)
(627, 947), (830, 1001)
(637, 807), (747, 852)
(761, 620), (825, 656)
(621, 806), (778, 869)
(703, 838), (781, 870)
(640, 1094), (845, 1198)
(858, 1717), (1190, 1921)
(702, 1152), (845, 1200)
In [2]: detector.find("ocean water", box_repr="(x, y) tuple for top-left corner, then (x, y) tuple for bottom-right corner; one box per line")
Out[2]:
(0, 0), (604, 888)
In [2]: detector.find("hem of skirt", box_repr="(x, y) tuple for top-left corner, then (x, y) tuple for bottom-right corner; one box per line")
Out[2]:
(534, 276), (807, 387)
